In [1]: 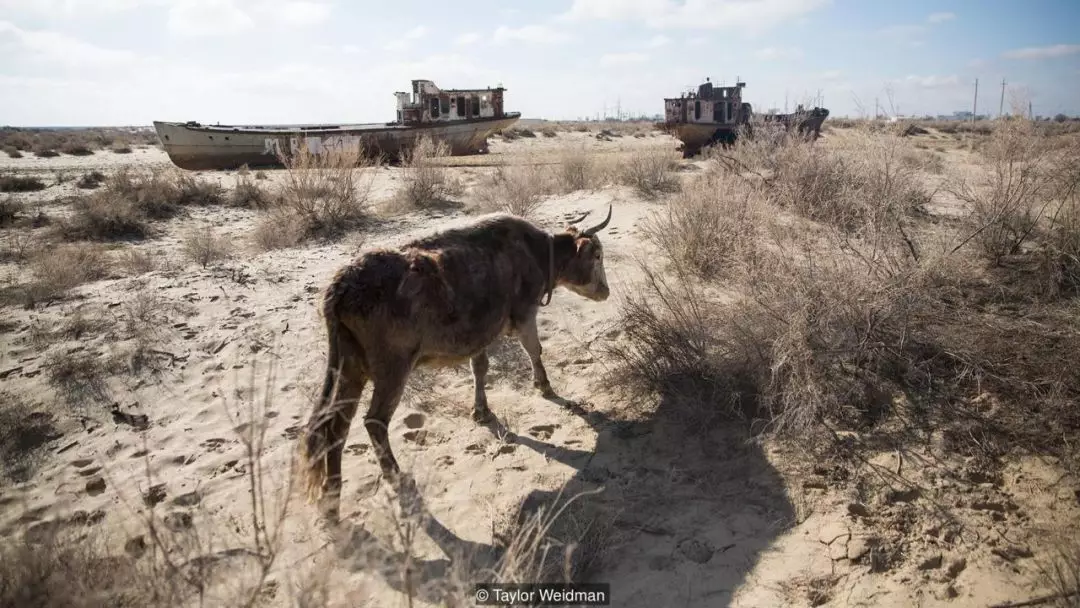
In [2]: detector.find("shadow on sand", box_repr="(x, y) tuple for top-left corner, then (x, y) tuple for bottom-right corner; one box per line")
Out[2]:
(332, 388), (795, 607)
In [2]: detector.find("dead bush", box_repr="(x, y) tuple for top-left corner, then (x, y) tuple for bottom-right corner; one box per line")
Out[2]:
(0, 531), (160, 608)
(541, 127), (557, 138)
(252, 209), (306, 251)
(34, 149), (60, 158)
(643, 170), (762, 279)
(0, 396), (62, 482)
(3, 145), (22, 158)
(59, 196), (151, 241)
(950, 118), (1057, 263)
(1, 197), (23, 227)
(76, 171), (106, 190)
(397, 135), (457, 209)
(1, 174), (47, 193)
(473, 162), (551, 218)
(617, 147), (681, 197)
(119, 248), (160, 275)
(555, 145), (605, 193)
(271, 141), (378, 243)
(181, 226), (233, 267)
(62, 144), (94, 156)
(45, 349), (116, 404)
(27, 243), (112, 302)
(230, 174), (275, 209)
(1036, 540), (1080, 608)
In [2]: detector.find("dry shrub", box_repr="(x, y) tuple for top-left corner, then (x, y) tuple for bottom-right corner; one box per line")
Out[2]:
(230, 173), (275, 209)
(1, 197), (22, 227)
(28, 243), (112, 301)
(617, 147), (681, 197)
(45, 349), (116, 404)
(473, 162), (551, 218)
(643, 170), (761, 279)
(950, 118), (1058, 263)
(1042, 147), (1080, 295)
(62, 144), (94, 156)
(34, 149), (60, 158)
(0, 531), (157, 608)
(3, 145), (22, 159)
(76, 171), (106, 190)
(541, 127), (557, 138)
(181, 226), (233, 267)
(397, 135), (456, 209)
(59, 196), (152, 241)
(257, 141), (377, 249)
(1036, 540), (1080, 608)
(1, 174), (47, 193)
(555, 145), (605, 193)
(0, 396), (61, 482)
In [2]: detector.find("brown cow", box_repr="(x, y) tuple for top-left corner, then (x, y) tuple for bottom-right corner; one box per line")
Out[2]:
(300, 206), (613, 519)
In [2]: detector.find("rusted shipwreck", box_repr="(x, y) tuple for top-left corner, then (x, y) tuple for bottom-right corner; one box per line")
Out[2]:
(661, 79), (829, 157)
(153, 79), (521, 171)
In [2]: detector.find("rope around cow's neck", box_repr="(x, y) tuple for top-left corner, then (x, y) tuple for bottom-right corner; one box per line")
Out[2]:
(540, 233), (555, 307)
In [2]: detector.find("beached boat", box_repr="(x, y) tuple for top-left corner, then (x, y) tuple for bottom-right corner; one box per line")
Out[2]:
(660, 79), (828, 157)
(153, 79), (521, 170)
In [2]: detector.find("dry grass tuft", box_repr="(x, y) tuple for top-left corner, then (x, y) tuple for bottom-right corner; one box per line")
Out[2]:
(76, 171), (106, 190)
(554, 145), (607, 193)
(256, 142), (378, 250)
(617, 147), (681, 197)
(0, 197), (23, 227)
(181, 226), (233, 267)
(396, 135), (458, 210)
(27, 243), (113, 302)
(59, 195), (153, 241)
(0, 396), (61, 482)
(1036, 540), (1080, 608)
(473, 162), (551, 218)
(1, 174), (47, 193)
(230, 173), (276, 209)
(642, 170), (762, 280)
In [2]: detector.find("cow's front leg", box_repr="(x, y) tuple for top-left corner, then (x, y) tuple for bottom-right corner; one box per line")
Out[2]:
(516, 316), (554, 398)
(470, 350), (494, 423)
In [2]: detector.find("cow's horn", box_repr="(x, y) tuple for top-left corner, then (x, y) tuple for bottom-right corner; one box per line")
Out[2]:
(582, 205), (612, 236)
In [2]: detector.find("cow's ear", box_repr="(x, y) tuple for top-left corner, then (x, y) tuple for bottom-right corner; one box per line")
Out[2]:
(565, 226), (581, 236)
(576, 238), (591, 254)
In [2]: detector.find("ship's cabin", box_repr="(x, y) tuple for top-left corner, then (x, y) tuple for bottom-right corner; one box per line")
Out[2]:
(664, 80), (746, 126)
(394, 79), (506, 125)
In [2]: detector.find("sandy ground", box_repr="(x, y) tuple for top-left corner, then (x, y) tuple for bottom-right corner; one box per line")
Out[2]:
(1, 128), (1078, 607)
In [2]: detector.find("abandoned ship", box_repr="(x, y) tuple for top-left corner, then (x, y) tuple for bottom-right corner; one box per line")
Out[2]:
(662, 79), (829, 157)
(153, 79), (521, 171)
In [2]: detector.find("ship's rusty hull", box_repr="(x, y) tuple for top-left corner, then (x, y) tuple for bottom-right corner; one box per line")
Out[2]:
(153, 114), (521, 171)
(668, 123), (740, 156)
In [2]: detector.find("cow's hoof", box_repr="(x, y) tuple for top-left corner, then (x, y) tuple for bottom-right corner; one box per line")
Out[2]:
(472, 408), (494, 424)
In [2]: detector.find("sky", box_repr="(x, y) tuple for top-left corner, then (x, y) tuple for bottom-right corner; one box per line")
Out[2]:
(1, 0), (1079, 126)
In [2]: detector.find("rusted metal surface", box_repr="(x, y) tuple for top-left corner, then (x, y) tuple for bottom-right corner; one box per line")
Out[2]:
(662, 79), (829, 157)
(154, 79), (521, 171)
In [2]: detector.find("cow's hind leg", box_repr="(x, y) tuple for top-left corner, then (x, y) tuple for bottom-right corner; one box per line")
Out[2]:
(471, 350), (493, 423)
(320, 373), (365, 521)
(365, 357), (413, 479)
(516, 316), (555, 398)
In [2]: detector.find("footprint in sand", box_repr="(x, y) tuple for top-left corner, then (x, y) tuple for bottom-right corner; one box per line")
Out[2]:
(402, 413), (425, 429)
(173, 491), (201, 507)
(465, 442), (486, 455)
(71, 458), (95, 469)
(86, 476), (106, 496)
(527, 424), (559, 440)
(435, 455), (455, 467)
(199, 438), (230, 453)
(496, 444), (517, 455)
(78, 466), (103, 477)
(282, 425), (303, 440)
(143, 484), (167, 507)
(345, 443), (369, 456)
(403, 430), (430, 445)
(130, 449), (149, 459)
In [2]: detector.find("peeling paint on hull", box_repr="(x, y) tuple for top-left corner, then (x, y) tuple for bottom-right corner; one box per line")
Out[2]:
(153, 114), (521, 171)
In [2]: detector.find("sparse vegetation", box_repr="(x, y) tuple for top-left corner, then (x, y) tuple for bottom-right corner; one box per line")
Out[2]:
(473, 162), (550, 218)
(256, 142), (379, 249)
(396, 135), (457, 210)
(181, 226), (233, 267)
(25, 243), (112, 304)
(1, 174), (47, 193)
(76, 170), (106, 190)
(617, 147), (681, 197)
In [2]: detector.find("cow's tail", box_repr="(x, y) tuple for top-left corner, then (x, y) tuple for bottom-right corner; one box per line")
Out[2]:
(298, 273), (366, 504)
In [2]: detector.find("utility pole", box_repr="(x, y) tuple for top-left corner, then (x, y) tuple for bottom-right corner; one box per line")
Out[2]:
(1029, 100), (1033, 120)
(972, 78), (979, 123)
(999, 78), (1006, 118)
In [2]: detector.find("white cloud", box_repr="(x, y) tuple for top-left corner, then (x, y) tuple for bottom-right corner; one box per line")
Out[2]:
(0, 19), (145, 68)
(755, 46), (803, 60)
(0, 0), (148, 15)
(686, 36), (708, 46)
(646, 34), (670, 48)
(1002, 44), (1080, 60)
(926, 12), (955, 24)
(492, 24), (569, 45)
(600, 51), (649, 67)
(342, 44), (360, 54)
(384, 25), (430, 51)
(561, 0), (831, 31)
(167, 0), (254, 36)
(455, 32), (481, 46)
(820, 69), (841, 80)
(260, 1), (332, 26)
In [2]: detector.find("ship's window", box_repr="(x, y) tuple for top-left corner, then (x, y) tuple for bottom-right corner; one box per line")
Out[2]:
(694, 101), (701, 120)
(472, 96), (480, 116)
(430, 97), (439, 118)
(713, 102), (723, 122)
(397, 110), (403, 123)
(456, 95), (466, 117)
(440, 96), (450, 115)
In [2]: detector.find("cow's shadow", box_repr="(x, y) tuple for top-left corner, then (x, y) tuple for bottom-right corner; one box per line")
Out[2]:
(332, 385), (795, 607)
